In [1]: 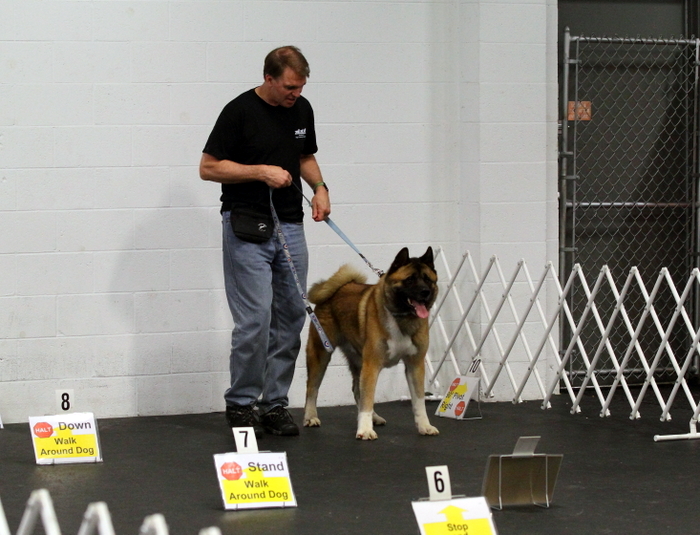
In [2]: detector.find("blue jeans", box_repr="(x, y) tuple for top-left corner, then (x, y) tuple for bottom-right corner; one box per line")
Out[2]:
(222, 211), (308, 413)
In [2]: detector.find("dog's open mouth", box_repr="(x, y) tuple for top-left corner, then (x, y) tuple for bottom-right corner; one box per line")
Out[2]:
(409, 299), (430, 319)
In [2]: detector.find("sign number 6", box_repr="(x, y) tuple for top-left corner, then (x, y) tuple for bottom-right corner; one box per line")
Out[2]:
(425, 465), (452, 501)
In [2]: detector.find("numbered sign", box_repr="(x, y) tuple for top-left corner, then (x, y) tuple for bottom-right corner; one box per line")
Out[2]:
(232, 427), (258, 453)
(56, 389), (75, 413)
(213, 452), (296, 510)
(28, 412), (102, 465)
(426, 465), (452, 501)
(466, 358), (481, 376)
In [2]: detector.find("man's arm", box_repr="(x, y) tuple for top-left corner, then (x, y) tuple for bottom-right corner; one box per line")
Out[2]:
(199, 152), (292, 188)
(300, 154), (331, 222)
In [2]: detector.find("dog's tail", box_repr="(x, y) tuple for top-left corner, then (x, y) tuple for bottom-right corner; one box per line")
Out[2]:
(308, 264), (367, 305)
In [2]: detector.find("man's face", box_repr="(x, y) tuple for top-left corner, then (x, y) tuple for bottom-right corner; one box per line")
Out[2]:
(266, 67), (306, 107)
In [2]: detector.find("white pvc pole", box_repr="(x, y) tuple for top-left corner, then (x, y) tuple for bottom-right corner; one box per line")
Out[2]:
(16, 490), (61, 535)
(139, 514), (168, 535)
(76, 503), (115, 535)
(571, 266), (634, 412)
(542, 267), (607, 409)
(654, 419), (700, 442)
(0, 498), (10, 535)
(430, 256), (497, 387)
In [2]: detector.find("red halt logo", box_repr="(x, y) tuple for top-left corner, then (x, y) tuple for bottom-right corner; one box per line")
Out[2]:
(221, 462), (243, 481)
(33, 422), (54, 438)
(454, 401), (467, 417)
(449, 378), (461, 391)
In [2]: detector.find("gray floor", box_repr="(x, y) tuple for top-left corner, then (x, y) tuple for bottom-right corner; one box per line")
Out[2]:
(1, 391), (699, 535)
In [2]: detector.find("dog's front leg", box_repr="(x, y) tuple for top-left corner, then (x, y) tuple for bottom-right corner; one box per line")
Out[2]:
(356, 361), (381, 440)
(405, 358), (439, 436)
(351, 368), (386, 427)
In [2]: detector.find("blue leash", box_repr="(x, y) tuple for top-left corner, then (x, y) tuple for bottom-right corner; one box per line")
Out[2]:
(270, 185), (385, 353)
(323, 218), (385, 277)
(294, 184), (385, 278)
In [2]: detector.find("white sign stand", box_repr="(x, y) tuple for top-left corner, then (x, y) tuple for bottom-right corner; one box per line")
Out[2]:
(28, 413), (102, 465)
(213, 427), (297, 510)
(412, 465), (498, 535)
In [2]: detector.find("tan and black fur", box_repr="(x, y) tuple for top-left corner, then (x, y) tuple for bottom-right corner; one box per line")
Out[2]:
(303, 247), (439, 440)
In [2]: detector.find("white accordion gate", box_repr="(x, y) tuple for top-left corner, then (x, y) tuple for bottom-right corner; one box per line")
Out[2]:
(0, 489), (221, 535)
(426, 247), (700, 442)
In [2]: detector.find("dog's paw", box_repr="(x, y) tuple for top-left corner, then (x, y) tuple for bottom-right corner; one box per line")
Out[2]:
(372, 412), (386, 426)
(304, 416), (321, 427)
(418, 424), (439, 436)
(356, 428), (378, 440)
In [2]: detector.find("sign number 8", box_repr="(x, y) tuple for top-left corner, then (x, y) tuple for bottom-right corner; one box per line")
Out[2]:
(61, 393), (71, 411)
(55, 389), (75, 413)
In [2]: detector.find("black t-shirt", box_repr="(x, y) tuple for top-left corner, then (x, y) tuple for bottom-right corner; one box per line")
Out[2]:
(202, 88), (318, 222)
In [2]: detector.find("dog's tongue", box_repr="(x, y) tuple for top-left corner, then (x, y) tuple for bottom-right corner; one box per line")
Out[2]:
(410, 300), (430, 319)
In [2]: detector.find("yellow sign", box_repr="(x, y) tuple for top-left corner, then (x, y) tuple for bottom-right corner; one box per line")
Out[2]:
(423, 505), (493, 535)
(412, 497), (497, 535)
(435, 376), (479, 419)
(214, 452), (296, 510)
(28, 413), (102, 465)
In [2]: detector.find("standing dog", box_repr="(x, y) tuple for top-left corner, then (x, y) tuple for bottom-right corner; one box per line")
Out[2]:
(303, 247), (439, 440)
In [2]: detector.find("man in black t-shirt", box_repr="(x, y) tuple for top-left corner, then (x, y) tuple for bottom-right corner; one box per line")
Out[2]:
(200, 46), (331, 437)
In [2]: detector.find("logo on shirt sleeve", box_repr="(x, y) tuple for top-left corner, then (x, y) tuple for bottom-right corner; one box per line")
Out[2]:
(294, 128), (306, 139)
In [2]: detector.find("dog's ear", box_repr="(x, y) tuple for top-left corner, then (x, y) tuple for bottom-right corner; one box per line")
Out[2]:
(419, 246), (434, 270)
(387, 247), (410, 274)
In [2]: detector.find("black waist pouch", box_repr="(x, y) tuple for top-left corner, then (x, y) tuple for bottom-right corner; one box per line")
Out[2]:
(230, 206), (274, 244)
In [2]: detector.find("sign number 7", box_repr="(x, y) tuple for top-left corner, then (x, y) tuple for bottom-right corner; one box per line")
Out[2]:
(232, 427), (258, 453)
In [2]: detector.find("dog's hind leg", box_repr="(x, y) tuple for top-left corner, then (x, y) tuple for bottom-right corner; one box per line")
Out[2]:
(303, 329), (332, 427)
(372, 408), (386, 427)
(405, 358), (439, 436)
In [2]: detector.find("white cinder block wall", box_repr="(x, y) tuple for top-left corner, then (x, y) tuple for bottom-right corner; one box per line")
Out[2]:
(459, 0), (559, 399)
(0, 0), (558, 423)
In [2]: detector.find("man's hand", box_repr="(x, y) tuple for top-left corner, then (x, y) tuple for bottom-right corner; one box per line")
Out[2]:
(261, 165), (293, 189)
(299, 154), (330, 221)
(311, 187), (331, 222)
(199, 153), (292, 188)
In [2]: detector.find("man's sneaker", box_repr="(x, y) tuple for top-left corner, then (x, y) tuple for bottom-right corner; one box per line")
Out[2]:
(225, 404), (264, 438)
(260, 406), (299, 436)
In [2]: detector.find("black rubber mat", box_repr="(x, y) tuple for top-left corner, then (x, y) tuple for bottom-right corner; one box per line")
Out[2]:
(1, 394), (698, 535)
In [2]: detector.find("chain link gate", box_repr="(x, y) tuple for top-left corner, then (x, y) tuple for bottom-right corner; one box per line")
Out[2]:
(560, 28), (700, 386)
